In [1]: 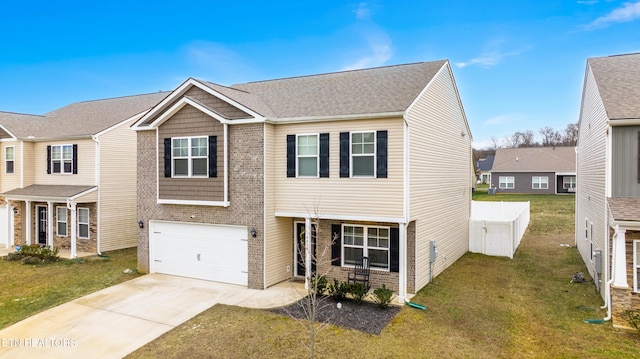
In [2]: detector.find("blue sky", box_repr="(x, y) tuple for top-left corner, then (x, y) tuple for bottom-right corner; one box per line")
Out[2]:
(1, 1), (639, 147)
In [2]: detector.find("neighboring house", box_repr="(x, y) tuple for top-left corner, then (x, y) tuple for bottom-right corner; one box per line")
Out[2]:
(476, 154), (494, 184)
(490, 146), (576, 194)
(132, 61), (473, 302)
(0, 92), (168, 257)
(575, 52), (640, 329)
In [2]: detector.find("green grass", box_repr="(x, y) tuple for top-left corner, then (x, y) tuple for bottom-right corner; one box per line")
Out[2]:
(0, 248), (141, 329)
(129, 194), (640, 358)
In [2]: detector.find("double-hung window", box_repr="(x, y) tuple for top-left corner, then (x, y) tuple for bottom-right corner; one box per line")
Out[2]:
(563, 177), (576, 190)
(343, 225), (390, 270)
(499, 176), (515, 189)
(56, 207), (67, 237)
(5, 146), (14, 174)
(297, 134), (319, 177)
(51, 145), (73, 174)
(78, 208), (89, 239)
(351, 132), (375, 177)
(532, 176), (548, 189)
(172, 137), (208, 177)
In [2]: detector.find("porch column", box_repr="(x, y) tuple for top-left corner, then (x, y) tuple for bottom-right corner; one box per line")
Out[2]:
(304, 216), (312, 290)
(612, 228), (629, 288)
(5, 201), (9, 249)
(47, 201), (53, 247)
(398, 222), (407, 303)
(25, 200), (31, 245)
(67, 199), (77, 258)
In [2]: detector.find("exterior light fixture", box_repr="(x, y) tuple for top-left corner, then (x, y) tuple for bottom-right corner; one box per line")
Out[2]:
(250, 227), (257, 238)
(138, 220), (144, 229)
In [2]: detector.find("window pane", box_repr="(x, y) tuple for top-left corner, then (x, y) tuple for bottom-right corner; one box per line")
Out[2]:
(173, 139), (188, 157)
(53, 161), (61, 173)
(298, 157), (317, 176)
(78, 209), (89, 223)
(52, 146), (61, 160)
(369, 249), (389, 269)
(79, 224), (89, 238)
(352, 227), (364, 246)
(174, 159), (188, 175)
(63, 160), (72, 173)
(353, 156), (374, 176)
(191, 138), (207, 157)
(5, 147), (13, 160)
(6, 161), (13, 174)
(63, 145), (73, 159)
(192, 158), (207, 176)
(344, 247), (363, 266)
(297, 135), (318, 156)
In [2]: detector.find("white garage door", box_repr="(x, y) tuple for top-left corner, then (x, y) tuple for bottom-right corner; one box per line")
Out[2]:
(150, 221), (248, 286)
(0, 207), (8, 246)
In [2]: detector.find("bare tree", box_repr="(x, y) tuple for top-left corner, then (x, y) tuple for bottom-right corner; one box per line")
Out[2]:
(505, 130), (536, 148)
(562, 122), (578, 146)
(489, 136), (502, 151)
(539, 126), (562, 146)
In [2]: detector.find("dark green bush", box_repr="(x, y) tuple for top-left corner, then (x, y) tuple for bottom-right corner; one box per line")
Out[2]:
(373, 284), (394, 309)
(19, 245), (60, 262)
(310, 274), (328, 295)
(327, 279), (351, 301)
(350, 282), (367, 304)
(622, 310), (640, 332)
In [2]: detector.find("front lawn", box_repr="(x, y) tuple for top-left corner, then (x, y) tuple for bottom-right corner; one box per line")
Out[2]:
(129, 195), (640, 358)
(0, 248), (141, 329)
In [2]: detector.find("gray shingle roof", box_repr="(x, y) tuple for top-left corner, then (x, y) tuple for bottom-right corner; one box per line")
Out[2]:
(2, 184), (96, 199)
(588, 53), (640, 120)
(608, 197), (640, 222)
(0, 92), (170, 140)
(222, 61), (447, 119)
(491, 146), (576, 172)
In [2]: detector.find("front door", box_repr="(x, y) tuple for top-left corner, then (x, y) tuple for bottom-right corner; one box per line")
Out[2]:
(295, 222), (317, 277)
(37, 206), (47, 245)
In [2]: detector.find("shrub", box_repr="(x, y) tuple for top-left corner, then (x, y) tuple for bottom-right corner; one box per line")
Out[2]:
(622, 310), (640, 332)
(5, 251), (24, 261)
(373, 284), (394, 309)
(310, 274), (328, 295)
(350, 282), (367, 304)
(327, 279), (351, 301)
(19, 245), (60, 262)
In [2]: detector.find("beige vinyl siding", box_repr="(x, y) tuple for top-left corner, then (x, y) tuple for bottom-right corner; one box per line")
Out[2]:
(264, 123), (295, 287)
(0, 141), (21, 193)
(406, 63), (472, 291)
(97, 118), (138, 251)
(32, 139), (96, 185)
(576, 66), (609, 297)
(273, 117), (404, 219)
(22, 142), (35, 187)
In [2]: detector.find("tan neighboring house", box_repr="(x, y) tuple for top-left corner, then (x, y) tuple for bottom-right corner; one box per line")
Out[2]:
(132, 61), (473, 302)
(0, 92), (168, 256)
(576, 52), (640, 329)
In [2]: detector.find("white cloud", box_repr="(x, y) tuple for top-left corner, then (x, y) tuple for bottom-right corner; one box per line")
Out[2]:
(455, 38), (531, 69)
(353, 2), (373, 20)
(340, 25), (393, 71)
(586, 1), (640, 29)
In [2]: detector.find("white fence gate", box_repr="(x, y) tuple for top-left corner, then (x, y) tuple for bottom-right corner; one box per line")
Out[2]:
(469, 201), (530, 259)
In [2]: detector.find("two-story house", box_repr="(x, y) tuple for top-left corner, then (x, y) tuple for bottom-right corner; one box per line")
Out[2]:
(132, 61), (473, 302)
(0, 92), (168, 257)
(576, 52), (640, 328)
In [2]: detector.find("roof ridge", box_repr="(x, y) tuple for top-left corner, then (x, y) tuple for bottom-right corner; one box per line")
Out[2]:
(0, 110), (45, 117)
(67, 91), (172, 106)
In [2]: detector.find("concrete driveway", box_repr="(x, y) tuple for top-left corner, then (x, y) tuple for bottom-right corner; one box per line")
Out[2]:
(0, 274), (305, 358)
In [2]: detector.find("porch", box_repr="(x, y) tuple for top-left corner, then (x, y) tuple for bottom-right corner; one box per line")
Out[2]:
(0, 245), (95, 259)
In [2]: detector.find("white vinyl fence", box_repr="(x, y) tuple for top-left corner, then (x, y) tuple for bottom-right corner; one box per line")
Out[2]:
(469, 201), (530, 259)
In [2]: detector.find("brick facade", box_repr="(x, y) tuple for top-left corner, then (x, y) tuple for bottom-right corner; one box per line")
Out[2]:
(137, 122), (265, 289)
(610, 230), (640, 329)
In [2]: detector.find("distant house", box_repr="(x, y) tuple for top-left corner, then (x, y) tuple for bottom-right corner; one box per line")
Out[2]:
(490, 146), (576, 194)
(575, 53), (640, 329)
(476, 154), (494, 184)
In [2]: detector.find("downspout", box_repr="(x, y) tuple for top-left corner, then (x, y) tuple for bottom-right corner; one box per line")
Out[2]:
(92, 135), (101, 255)
(398, 115), (410, 303)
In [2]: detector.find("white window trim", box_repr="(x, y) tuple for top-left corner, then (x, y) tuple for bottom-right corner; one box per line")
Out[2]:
(296, 134), (319, 178)
(342, 224), (390, 271)
(563, 176), (576, 189)
(172, 136), (208, 178)
(532, 176), (549, 190)
(498, 176), (515, 189)
(78, 208), (90, 239)
(350, 131), (377, 178)
(5, 146), (14, 174)
(634, 240), (640, 293)
(51, 144), (73, 174)
(56, 206), (68, 237)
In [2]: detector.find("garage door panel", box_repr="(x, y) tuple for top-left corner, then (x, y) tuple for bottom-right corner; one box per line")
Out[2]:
(150, 221), (248, 286)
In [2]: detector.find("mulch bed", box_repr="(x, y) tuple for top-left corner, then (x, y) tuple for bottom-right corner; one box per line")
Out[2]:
(269, 295), (401, 335)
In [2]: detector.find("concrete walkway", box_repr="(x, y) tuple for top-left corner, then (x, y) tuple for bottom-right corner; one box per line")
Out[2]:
(0, 274), (306, 358)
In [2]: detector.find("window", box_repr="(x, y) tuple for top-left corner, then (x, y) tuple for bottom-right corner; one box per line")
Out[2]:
(563, 177), (576, 190)
(56, 207), (67, 237)
(634, 240), (640, 292)
(50, 144), (74, 174)
(172, 137), (208, 177)
(5, 146), (14, 174)
(78, 208), (89, 239)
(532, 176), (549, 189)
(351, 132), (375, 177)
(343, 225), (390, 270)
(297, 134), (319, 177)
(499, 176), (515, 189)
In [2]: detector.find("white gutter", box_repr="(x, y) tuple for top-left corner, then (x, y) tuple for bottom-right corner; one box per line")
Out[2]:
(266, 111), (405, 125)
(92, 135), (101, 255)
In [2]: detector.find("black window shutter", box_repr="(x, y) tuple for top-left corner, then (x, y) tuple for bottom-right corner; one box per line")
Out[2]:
(376, 130), (388, 178)
(339, 132), (350, 177)
(46, 145), (51, 174)
(286, 135), (296, 177)
(72, 144), (78, 174)
(390, 227), (399, 272)
(164, 138), (171, 178)
(319, 133), (329, 178)
(208, 136), (217, 178)
(331, 224), (342, 266)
